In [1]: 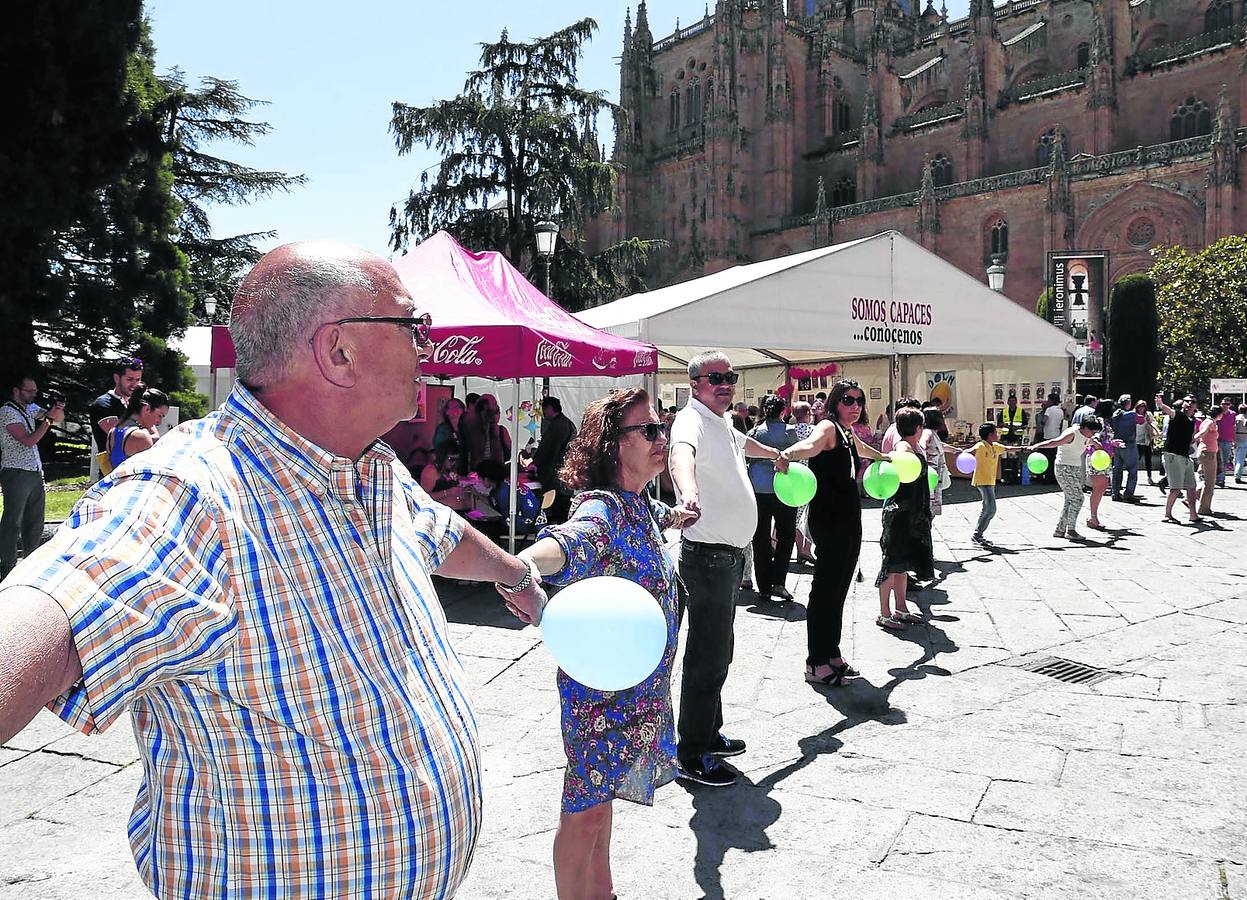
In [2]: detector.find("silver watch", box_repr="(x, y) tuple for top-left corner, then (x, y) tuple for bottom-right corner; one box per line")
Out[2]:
(498, 561), (536, 594)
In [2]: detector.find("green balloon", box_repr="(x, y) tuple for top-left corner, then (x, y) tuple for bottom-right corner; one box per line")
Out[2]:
(892, 451), (922, 484)
(1089, 449), (1111, 472)
(1026, 452), (1049, 475)
(864, 460), (901, 500)
(774, 462), (817, 507)
(928, 468), (939, 491)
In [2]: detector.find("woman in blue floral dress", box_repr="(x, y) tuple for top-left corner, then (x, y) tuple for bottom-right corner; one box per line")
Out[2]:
(517, 388), (694, 900)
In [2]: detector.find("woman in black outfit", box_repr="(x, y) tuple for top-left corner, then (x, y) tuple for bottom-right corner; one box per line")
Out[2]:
(779, 380), (887, 685)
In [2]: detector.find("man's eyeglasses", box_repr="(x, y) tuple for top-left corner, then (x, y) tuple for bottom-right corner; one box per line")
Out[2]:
(693, 371), (739, 386)
(619, 422), (670, 442)
(839, 395), (866, 407)
(312, 313), (433, 346)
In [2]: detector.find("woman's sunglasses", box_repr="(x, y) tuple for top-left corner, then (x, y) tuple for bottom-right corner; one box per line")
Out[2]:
(839, 395), (866, 406)
(620, 422), (671, 442)
(693, 371), (740, 385)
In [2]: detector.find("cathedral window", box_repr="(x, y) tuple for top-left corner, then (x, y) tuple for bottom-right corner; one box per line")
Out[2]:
(990, 219), (1009, 259)
(1036, 127), (1061, 166)
(1075, 42), (1090, 69)
(686, 80), (702, 125)
(832, 175), (856, 207)
(669, 89), (681, 132)
(1204, 0), (1233, 32)
(834, 98), (852, 133)
(1169, 96), (1212, 141)
(930, 153), (954, 187)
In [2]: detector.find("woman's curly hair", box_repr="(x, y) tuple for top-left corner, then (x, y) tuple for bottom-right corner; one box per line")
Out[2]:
(558, 388), (651, 492)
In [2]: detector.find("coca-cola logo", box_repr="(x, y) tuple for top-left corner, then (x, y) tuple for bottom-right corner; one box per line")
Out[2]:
(591, 349), (615, 371)
(633, 349), (655, 368)
(430, 334), (485, 367)
(535, 338), (574, 369)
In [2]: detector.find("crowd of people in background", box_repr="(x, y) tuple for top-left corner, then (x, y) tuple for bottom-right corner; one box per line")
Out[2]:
(1, 260), (1245, 899)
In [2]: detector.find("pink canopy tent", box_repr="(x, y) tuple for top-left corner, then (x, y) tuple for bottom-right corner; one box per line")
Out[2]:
(393, 230), (658, 378)
(392, 231), (659, 549)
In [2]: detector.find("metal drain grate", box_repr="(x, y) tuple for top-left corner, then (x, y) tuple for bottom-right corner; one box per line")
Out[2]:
(1016, 655), (1116, 685)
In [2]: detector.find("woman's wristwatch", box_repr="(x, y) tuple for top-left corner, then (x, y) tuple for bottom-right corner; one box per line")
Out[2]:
(498, 558), (539, 594)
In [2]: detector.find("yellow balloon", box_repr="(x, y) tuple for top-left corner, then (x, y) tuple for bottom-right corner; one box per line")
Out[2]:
(891, 451), (922, 484)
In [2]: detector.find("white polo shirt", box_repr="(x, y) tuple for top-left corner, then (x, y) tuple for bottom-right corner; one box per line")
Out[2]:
(669, 397), (758, 548)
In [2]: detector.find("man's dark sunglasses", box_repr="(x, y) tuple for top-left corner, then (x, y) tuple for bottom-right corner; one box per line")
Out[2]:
(693, 371), (739, 386)
(315, 312), (433, 345)
(620, 422), (670, 442)
(839, 394), (866, 406)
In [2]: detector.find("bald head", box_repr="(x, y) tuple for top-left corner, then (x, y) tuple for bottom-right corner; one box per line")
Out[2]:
(230, 241), (399, 387)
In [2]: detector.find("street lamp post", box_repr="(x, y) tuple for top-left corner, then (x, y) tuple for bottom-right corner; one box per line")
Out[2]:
(204, 295), (218, 322)
(986, 255), (1007, 292)
(534, 220), (559, 299)
(534, 220), (559, 396)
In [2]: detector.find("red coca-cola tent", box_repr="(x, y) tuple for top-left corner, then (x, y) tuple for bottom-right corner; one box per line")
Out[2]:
(392, 231), (659, 548)
(393, 230), (658, 378)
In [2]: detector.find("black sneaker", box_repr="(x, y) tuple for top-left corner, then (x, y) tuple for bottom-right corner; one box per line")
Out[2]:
(770, 586), (793, 601)
(707, 733), (746, 758)
(676, 754), (739, 787)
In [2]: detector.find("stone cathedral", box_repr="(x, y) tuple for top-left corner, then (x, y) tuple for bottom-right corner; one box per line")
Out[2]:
(587, 0), (1247, 309)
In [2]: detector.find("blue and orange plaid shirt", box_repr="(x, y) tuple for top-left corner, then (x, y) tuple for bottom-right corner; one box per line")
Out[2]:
(15, 384), (480, 898)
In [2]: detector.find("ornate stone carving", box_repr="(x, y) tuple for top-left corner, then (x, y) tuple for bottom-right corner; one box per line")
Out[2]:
(1001, 68), (1088, 106)
(892, 101), (965, 132)
(1128, 22), (1246, 73)
(1126, 216), (1156, 247)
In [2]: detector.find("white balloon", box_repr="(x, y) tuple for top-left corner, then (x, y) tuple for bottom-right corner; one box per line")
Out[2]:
(540, 576), (667, 692)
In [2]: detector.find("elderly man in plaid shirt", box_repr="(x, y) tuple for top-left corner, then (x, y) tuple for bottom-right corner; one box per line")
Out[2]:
(0, 242), (547, 898)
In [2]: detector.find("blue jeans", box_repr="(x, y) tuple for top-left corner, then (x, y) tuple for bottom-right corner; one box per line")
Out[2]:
(677, 539), (744, 762)
(975, 485), (997, 536)
(1112, 443), (1139, 498)
(1218, 439), (1233, 487)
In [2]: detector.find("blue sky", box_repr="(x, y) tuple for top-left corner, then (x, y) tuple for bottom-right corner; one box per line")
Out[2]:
(149, 0), (971, 258)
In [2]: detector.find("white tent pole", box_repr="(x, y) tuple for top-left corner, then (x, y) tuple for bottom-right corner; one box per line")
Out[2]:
(508, 377), (520, 553)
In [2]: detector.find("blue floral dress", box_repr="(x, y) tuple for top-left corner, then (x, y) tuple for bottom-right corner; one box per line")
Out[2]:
(538, 488), (679, 814)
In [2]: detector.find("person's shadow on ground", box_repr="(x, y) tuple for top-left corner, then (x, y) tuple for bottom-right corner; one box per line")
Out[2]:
(682, 613), (953, 898)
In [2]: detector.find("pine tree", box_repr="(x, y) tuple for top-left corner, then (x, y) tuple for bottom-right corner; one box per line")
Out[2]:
(388, 18), (662, 311)
(158, 71), (307, 322)
(0, 11), (196, 420)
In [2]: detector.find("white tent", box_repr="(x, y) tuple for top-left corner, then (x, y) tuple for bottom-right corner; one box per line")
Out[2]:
(579, 231), (1077, 437)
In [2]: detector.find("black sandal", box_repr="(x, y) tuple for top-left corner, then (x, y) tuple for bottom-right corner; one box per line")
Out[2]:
(805, 662), (858, 686)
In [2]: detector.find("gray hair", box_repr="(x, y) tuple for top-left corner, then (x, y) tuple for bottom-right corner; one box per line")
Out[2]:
(688, 350), (731, 380)
(231, 256), (379, 385)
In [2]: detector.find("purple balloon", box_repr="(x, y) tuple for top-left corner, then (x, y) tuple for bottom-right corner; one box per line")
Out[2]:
(956, 451), (976, 475)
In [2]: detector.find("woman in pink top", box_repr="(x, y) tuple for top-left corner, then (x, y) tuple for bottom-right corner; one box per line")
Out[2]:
(1196, 406), (1225, 515)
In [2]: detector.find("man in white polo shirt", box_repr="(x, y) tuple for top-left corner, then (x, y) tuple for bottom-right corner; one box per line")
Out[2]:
(668, 351), (784, 787)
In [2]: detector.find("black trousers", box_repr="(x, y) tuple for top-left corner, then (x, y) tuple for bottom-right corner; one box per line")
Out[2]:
(752, 492), (798, 595)
(806, 512), (862, 665)
(1042, 447), (1059, 483)
(677, 539), (744, 762)
(1140, 445), (1154, 476)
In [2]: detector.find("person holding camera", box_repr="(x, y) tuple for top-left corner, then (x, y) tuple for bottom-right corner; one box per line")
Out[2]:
(1, 374), (64, 577)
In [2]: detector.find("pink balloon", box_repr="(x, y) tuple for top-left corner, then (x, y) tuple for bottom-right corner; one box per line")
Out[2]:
(956, 451), (976, 475)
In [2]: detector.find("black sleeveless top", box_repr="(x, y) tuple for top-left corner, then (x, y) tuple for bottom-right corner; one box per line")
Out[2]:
(808, 420), (861, 524)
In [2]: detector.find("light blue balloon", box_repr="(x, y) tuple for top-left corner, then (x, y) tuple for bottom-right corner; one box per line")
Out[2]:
(540, 576), (667, 692)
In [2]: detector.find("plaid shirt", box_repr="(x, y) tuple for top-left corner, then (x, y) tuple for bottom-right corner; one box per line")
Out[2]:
(13, 384), (478, 898)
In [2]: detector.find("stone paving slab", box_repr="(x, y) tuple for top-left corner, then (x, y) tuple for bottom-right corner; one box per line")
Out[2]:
(2, 483), (1246, 898)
